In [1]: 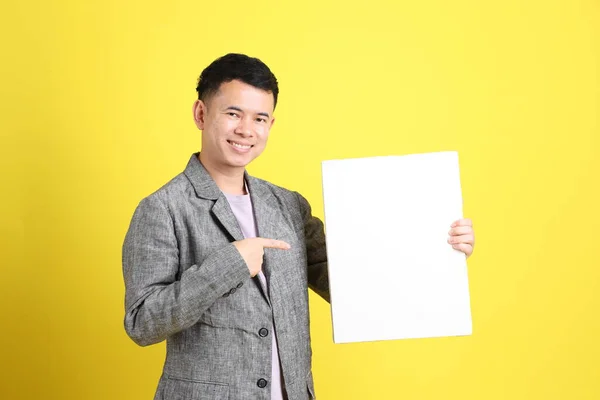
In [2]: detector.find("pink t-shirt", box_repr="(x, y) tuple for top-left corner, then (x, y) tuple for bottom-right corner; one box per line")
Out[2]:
(224, 190), (286, 400)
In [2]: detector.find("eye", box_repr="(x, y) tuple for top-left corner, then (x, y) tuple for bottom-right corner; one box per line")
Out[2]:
(228, 112), (240, 118)
(256, 117), (267, 123)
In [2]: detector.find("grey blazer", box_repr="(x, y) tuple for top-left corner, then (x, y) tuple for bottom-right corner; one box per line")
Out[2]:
(122, 153), (330, 400)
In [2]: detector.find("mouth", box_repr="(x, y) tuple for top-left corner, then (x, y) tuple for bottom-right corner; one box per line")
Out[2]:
(227, 140), (253, 151)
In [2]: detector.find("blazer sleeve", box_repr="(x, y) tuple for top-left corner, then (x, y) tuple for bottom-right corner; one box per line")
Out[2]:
(122, 195), (250, 347)
(296, 192), (330, 303)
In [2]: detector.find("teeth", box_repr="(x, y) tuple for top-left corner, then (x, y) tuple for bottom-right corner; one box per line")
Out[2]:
(231, 141), (251, 149)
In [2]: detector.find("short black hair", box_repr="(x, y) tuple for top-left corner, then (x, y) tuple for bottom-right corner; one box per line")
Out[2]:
(196, 53), (279, 109)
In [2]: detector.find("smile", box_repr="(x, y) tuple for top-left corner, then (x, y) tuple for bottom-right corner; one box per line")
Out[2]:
(227, 140), (253, 150)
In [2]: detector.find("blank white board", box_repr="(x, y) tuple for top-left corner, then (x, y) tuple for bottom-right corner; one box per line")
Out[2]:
(321, 151), (472, 343)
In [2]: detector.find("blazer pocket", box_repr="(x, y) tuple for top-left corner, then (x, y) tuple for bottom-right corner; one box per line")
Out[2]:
(164, 375), (229, 400)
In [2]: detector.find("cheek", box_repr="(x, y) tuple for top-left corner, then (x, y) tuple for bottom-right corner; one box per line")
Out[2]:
(256, 127), (270, 142)
(208, 121), (232, 142)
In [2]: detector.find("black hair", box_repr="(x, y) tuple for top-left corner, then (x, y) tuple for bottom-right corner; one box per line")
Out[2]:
(196, 53), (279, 109)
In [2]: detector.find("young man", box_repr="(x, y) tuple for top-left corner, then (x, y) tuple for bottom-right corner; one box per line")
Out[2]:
(122, 53), (475, 400)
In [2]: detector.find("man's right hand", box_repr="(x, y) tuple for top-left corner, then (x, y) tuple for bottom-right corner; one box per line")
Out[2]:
(233, 238), (291, 277)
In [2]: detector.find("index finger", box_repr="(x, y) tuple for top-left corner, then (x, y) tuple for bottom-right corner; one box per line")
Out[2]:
(258, 238), (291, 250)
(451, 218), (472, 227)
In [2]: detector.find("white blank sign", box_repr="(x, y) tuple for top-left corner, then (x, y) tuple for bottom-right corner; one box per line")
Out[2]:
(321, 151), (472, 344)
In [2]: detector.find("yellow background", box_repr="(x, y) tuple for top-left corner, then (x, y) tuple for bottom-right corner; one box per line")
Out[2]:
(1, 0), (599, 399)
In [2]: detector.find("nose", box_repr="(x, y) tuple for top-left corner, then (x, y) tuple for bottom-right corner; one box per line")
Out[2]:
(234, 116), (253, 138)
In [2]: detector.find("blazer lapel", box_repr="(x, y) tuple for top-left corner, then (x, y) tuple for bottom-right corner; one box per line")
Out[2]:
(183, 153), (279, 305)
(247, 176), (300, 322)
(210, 197), (244, 242)
(183, 153), (244, 241)
(246, 176), (292, 282)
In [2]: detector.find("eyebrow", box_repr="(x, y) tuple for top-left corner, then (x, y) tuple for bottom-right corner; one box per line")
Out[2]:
(225, 106), (270, 118)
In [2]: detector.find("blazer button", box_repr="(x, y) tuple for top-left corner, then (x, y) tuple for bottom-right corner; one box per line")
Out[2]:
(222, 292), (230, 298)
(236, 282), (243, 288)
(229, 288), (236, 294)
(257, 378), (268, 388)
(259, 328), (269, 337)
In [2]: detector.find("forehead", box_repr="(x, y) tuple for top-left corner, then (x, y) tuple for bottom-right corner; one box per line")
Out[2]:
(210, 80), (274, 113)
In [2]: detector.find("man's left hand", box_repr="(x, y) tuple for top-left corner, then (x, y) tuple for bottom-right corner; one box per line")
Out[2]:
(448, 218), (475, 258)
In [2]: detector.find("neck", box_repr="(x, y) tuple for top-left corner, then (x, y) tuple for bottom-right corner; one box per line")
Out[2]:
(198, 153), (246, 195)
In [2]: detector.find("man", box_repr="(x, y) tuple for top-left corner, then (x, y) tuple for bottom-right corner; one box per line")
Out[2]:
(122, 53), (475, 400)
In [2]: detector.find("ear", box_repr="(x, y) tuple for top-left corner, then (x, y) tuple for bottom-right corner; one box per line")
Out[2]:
(269, 116), (275, 129)
(193, 99), (207, 130)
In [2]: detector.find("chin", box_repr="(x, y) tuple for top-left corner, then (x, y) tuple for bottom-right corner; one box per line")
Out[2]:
(225, 155), (254, 169)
